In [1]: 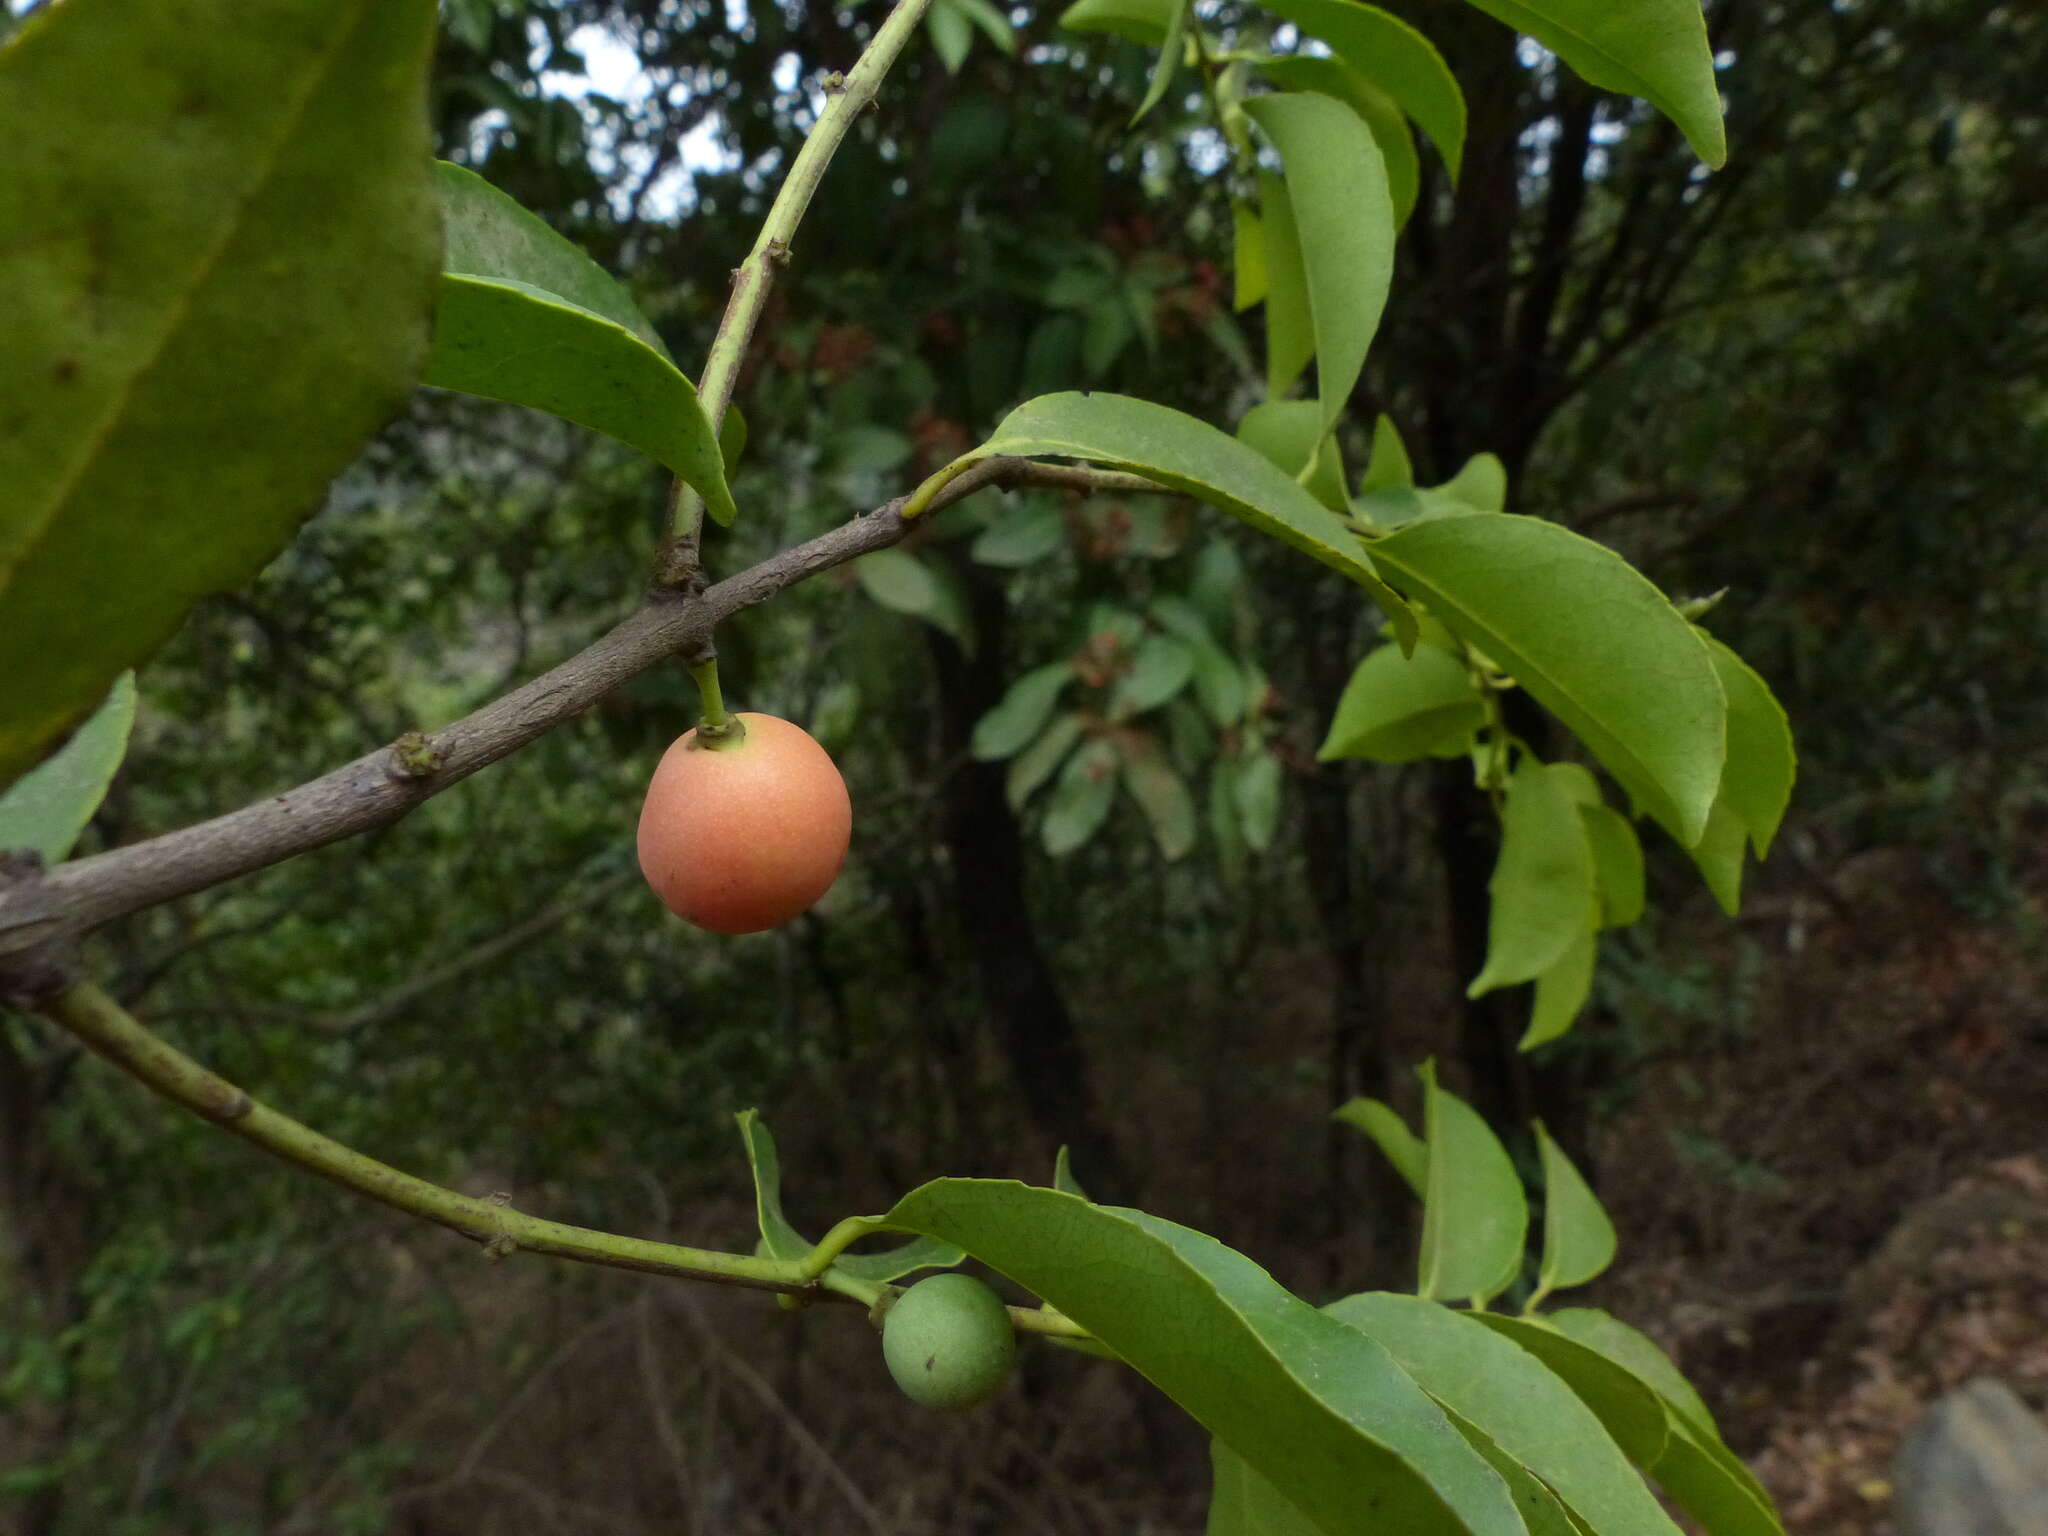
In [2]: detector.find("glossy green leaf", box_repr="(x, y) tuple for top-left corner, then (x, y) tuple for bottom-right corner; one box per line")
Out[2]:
(974, 663), (1075, 760)
(1417, 1063), (1528, 1306)
(1237, 400), (1349, 513)
(1470, 759), (1598, 996)
(1191, 646), (1250, 727)
(428, 165), (737, 527)
(1466, 1315), (1669, 1470)
(1699, 633), (1795, 856)
(927, 0), (974, 72)
(1540, 1310), (1783, 1532)
(437, 162), (660, 346)
(1234, 748), (1283, 852)
(1256, 56), (1420, 228)
(946, 0), (1017, 53)
(1319, 644), (1485, 763)
(1122, 745), (1198, 859)
(1007, 714), (1087, 810)
(1454, 0), (1726, 167)
(0, 673), (135, 864)
(1044, 739), (1121, 856)
(1372, 515), (1726, 844)
(1579, 806), (1645, 928)
(1438, 452), (1509, 512)
(1328, 1293), (1685, 1535)
(969, 393), (1415, 632)
(1533, 1123), (1616, 1294)
(1059, 0), (1173, 44)
(1359, 414), (1415, 493)
(1114, 634), (1197, 718)
(880, 1181), (1529, 1536)
(855, 548), (975, 653)
(1254, 0), (1467, 178)
(1207, 1442), (1325, 1535)
(1545, 1310), (1721, 1443)
(1243, 93), (1393, 433)
(1647, 1412), (1785, 1536)
(1207, 761), (1248, 884)
(737, 1111), (962, 1282)
(972, 501), (1068, 566)
(1520, 926), (1596, 1051)
(1132, 0), (1190, 123)
(1232, 201), (1268, 312)
(1332, 1098), (1426, 1199)
(1258, 173), (1314, 399)
(0, 0), (440, 785)
(1447, 1418), (1584, 1536)
(1052, 1146), (1092, 1201)
(735, 1109), (811, 1261)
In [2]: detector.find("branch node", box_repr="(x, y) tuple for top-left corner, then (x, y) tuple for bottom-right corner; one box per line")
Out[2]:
(0, 852), (76, 1009)
(387, 730), (446, 780)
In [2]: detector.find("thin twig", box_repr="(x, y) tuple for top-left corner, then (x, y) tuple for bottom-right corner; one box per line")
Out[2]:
(0, 458), (1159, 1004)
(662, 0), (945, 578)
(36, 980), (819, 1292)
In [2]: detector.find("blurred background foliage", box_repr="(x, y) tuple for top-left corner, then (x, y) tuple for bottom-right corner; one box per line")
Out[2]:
(3, 0), (2045, 1531)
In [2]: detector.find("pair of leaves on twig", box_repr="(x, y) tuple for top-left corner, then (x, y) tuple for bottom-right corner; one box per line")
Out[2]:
(734, 1062), (1781, 1536)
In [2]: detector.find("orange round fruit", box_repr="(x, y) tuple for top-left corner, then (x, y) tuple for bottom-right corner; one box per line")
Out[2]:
(636, 713), (851, 934)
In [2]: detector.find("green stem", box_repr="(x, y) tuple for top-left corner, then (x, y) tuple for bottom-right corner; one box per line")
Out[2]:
(689, 657), (745, 748)
(38, 983), (812, 1295)
(803, 1214), (886, 1278)
(669, 0), (942, 552)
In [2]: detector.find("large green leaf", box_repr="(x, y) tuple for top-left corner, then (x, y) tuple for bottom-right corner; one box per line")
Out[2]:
(1578, 805), (1645, 928)
(428, 164), (736, 527)
(1043, 738), (1121, 855)
(1256, 57), (1420, 228)
(855, 548), (975, 653)
(1121, 744), (1198, 860)
(1243, 93), (1394, 433)
(1470, 759), (1598, 996)
(1464, 1315), (1668, 1469)
(1237, 399), (1348, 513)
(1208, 1443), (1326, 1534)
(1258, 173), (1315, 399)
(1698, 633), (1794, 856)
(1521, 926), (1596, 1051)
(1328, 1294), (1684, 1536)
(0, 0), (441, 786)
(970, 394), (1414, 632)
(1059, 0), (1174, 45)
(1452, 0), (1725, 167)
(1372, 515), (1726, 844)
(973, 663), (1075, 760)
(1319, 644), (1484, 763)
(1132, 0), (1190, 123)
(1417, 1064), (1527, 1306)
(1532, 1123), (1616, 1294)
(1535, 1311), (1783, 1534)
(1448, 1419), (1584, 1536)
(1007, 714), (1087, 809)
(1254, 0), (1466, 177)
(880, 1181), (1528, 1536)
(1333, 1098), (1427, 1199)
(0, 673), (135, 865)
(1113, 634), (1197, 717)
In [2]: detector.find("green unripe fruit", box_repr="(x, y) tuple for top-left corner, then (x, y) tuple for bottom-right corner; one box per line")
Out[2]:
(880, 1273), (1017, 1412)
